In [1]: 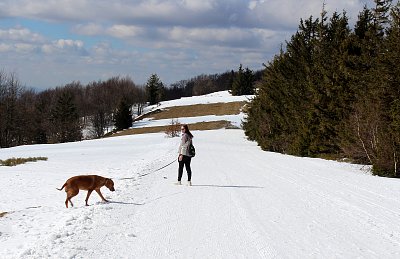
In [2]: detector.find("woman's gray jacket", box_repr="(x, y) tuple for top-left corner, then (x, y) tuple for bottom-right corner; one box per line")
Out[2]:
(178, 133), (192, 156)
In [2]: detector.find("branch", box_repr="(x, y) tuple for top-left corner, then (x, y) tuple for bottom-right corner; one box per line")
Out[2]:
(356, 114), (373, 164)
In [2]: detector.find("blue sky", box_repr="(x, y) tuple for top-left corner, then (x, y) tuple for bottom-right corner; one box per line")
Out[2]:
(0, 0), (373, 90)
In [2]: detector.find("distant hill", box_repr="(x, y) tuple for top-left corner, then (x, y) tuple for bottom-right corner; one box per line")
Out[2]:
(108, 91), (252, 137)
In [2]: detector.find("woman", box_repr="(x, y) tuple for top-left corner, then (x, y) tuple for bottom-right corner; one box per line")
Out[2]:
(176, 124), (194, 186)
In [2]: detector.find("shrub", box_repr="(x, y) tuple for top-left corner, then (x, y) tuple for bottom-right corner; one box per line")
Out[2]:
(0, 157), (48, 166)
(165, 119), (181, 138)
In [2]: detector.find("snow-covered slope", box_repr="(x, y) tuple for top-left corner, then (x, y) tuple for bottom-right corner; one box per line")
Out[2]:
(144, 91), (253, 111)
(1, 91), (400, 258)
(135, 91), (253, 129)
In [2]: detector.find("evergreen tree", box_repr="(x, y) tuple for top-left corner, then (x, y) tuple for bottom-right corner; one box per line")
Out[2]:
(342, 1), (397, 176)
(309, 11), (353, 155)
(378, 1), (400, 176)
(243, 8), (388, 163)
(146, 74), (163, 105)
(244, 15), (319, 155)
(34, 95), (49, 144)
(243, 67), (255, 95)
(231, 64), (255, 95)
(114, 98), (133, 131)
(50, 91), (82, 143)
(231, 64), (244, 96)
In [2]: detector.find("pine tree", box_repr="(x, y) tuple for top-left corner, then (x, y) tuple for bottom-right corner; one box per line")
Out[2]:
(231, 64), (255, 95)
(114, 98), (133, 131)
(146, 74), (163, 105)
(34, 97), (49, 144)
(308, 11), (353, 155)
(243, 67), (255, 95)
(243, 4), (398, 177)
(244, 11), (353, 157)
(244, 15), (319, 155)
(340, 1), (398, 176)
(50, 92), (82, 143)
(231, 64), (244, 96)
(379, 1), (400, 176)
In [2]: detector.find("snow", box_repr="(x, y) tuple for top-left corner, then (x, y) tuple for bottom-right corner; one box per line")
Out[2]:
(132, 114), (245, 129)
(144, 91), (252, 111)
(1, 91), (400, 258)
(137, 91), (252, 129)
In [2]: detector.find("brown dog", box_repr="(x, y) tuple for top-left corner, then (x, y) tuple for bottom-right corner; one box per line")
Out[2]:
(57, 175), (115, 208)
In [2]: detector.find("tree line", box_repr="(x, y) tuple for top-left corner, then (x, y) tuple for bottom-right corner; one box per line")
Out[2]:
(0, 65), (260, 148)
(164, 68), (261, 101)
(0, 74), (145, 147)
(243, 0), (400, 177)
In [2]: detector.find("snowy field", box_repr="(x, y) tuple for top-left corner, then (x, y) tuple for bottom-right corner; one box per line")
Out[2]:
(1, 91), (400, 258)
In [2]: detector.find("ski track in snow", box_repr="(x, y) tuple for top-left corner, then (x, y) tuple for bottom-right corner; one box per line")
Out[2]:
(1, 91), (400, 258)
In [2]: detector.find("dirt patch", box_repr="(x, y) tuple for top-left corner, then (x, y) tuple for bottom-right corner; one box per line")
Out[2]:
(110, 120), (236, 137)
(0, 212), (8, 218)
(141, 101), (245, 120)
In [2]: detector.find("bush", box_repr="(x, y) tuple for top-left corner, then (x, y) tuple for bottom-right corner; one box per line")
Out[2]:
(165, 119), (181, 138)
(0, 157), (48, 166)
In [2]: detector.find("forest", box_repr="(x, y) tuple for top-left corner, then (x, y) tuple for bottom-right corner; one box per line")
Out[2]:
(243, 0), (400, 177)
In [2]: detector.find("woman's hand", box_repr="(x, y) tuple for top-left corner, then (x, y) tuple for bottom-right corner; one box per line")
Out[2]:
(178, 154), (183, 161)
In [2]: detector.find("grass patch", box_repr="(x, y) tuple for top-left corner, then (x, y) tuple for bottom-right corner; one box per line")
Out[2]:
(141, 102), (245, 120)
(0, 212), (8, 218)
(109, 120), (236, 137)
(0, 157), (48, 167)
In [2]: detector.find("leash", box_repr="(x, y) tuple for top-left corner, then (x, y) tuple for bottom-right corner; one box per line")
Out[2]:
(118, 158), (176, 180)
(139, 159), (176, 177)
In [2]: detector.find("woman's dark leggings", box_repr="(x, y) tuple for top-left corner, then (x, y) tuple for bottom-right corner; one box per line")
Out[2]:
(178, 155), (192, 181)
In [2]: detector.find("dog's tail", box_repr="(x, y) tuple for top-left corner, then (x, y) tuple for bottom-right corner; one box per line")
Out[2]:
(56, 183), (67, 191)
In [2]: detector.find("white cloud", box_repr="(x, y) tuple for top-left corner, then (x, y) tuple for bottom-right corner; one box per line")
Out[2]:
(181, 0), (216, 11)
(14, 43), (36, 53)
(156, 26), (278, 50)
(248, 1), (258, 10)
(0, 27), (44, 43)
(92, 41), (112, 56)
(0, 43), (11, 52)
(41, 44), (54, 54)
(6, 0), (94, 22)
(41, 39), (85, 55)
(55, 39), (84, 49)
(106, 25), (144, 39)
(73, 23), (104, 36)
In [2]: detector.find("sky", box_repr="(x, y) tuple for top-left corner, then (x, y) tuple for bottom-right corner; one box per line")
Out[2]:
(1, 91), (400, 258)
(0, 0), (374, 90)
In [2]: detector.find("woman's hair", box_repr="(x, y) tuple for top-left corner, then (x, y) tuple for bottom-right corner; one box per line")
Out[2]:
(182, 124), (193, 138)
